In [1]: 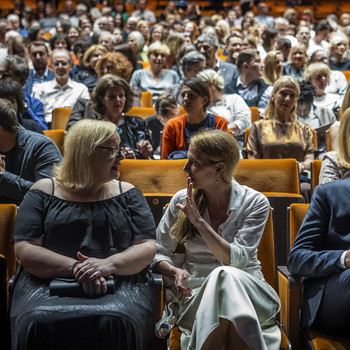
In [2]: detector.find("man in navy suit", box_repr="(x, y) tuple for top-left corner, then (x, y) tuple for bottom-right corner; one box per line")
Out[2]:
(23, 41), (55, 95)
(288, 180), (350, 336)
(196, 34), (238, 86)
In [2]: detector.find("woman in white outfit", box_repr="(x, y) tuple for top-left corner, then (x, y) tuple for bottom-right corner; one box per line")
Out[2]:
(152, 129), (281, 349)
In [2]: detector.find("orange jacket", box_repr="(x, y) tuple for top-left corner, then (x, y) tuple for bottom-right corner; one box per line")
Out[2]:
(161, 113), (228, 159)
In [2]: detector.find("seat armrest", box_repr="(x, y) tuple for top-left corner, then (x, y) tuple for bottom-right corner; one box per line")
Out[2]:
(278, 266), (302, 350)
(152, 272), (164, 321)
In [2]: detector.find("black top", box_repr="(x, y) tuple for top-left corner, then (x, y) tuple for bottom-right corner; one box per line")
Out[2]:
(146, 114), (163, 153)
(329, 58), (350, 72)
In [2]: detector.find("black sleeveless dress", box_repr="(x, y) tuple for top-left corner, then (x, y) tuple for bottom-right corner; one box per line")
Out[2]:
(10, 186), (156, 350)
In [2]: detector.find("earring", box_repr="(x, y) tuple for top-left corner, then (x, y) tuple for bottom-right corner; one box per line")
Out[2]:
(215, 176), (218, 184)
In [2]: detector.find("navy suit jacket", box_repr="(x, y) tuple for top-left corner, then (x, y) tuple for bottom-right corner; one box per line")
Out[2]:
(23, 68), (55, 95)
(288, 180), (350, 327)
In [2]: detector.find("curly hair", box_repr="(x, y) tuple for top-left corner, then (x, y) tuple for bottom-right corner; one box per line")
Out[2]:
(95, 52), (133, 80)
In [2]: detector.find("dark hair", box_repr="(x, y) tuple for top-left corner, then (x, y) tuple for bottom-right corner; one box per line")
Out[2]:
(276, 36), (291, 49)
(298, 80), (316, 104)
(0, 79), (25, 115)
(29, 41), (49, 54)
(315, 20), (332, 34)
(91, 75), (134, 115)
(236, 48), (259, 71)
(27, 26), (43, 43)
(183, 77), (210, 110)
(0, 98), (19, 133)
(154, 92), (178, 117)
(4, 55), (29, 78)
(114, 43), (137, 68)
(226, 33), (243, 45)
(50, 33), (71, 51)
(73, 39), (91, 55)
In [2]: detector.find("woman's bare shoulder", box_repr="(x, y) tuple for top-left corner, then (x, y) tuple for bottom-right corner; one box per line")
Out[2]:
(30, 178), (54, 194)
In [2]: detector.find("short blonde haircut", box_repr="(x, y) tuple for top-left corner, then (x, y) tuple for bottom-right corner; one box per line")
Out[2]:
(337, 107), (350, 169)
(54, 119), (118, 191)
(170, 129), (239, 242)
(196, 69), (224, 91)
(264, 75), (300, 122)
(329, 32), (349, 53)
(304, 62), (331, 85)
(287, 43), (307, 64)
(147, 41), (170, 58)
(83, 44), (108, 67)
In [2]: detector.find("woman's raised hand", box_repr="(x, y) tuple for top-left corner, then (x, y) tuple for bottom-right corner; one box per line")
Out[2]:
(137, 140), (153, 158)
(174, 268), (192, 297)
(176, 177), (201, 225)
(74, 251), (113, 283)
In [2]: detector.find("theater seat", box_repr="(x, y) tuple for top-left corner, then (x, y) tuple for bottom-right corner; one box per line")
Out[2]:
(43, 129), (65, 155)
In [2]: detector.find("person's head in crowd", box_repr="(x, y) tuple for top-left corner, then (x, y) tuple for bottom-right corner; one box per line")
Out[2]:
(226, 34), (243, 65)
(264, 75), (300, 121)
(226, 10), (237, 26)
(125, 16), (138, 33)
(154, 92), (179, 122)
(112, 27), (123, 46)
(7, 14), (21, 32)
(176, 43), (196, 66)
(237, 49), (262, 82)
(44, 1), (55, 18)
(5, 30), (21, 48)
(23, 6), (34, 26)
(296, 26), (311, 47)
(274, 17), (289, 37)
(288, 44), (307, 70)
(137, 0), (149, 11)
(159, 21), (170, 41)
(115, 43), (138, 69)
(308, 49), (329, 65)
(50, 33), (71, 51)
(50, 49), (73, 86)
(301, 9), (314, 28)
(68, 26), (81, 47)
(341, 26), (350, 48)
(55, 18), (71, 35)
(27, 26), (45, 42)
(114, 13), (124, 30)
(127, 31), (145, 55)
(197, 34), (218, 69)
(83, 44), (108, 71)
(8, 36), (30, 61)
(262, 50), (284, 85)
(287, 23), (297, 36)
(297, 80), (316, 120)
(91, 74), (134, 117)
(211, 14), (223, 25)
(79, 16), (92, 37)
(196, 69), (225, 104)
(150, 24), (164, 44)
(0, 79), (26, 118)
(339, 12), (350, 28)
(241, 35), (258, 50)
(95, 52), (133, 80)
(165, 33), (185, 66)
(276, 36), (291, 61)
(180, 51), (206, 79)
(115, 1), (127, 14)
(98, 31), (116, 53)
(215, 20), (230, 45)
(75, 3), (88, 18)
(201, 26), (217, 39)
(63, 0), (75, 16)
(261, 27), (278, 51)
(304, 62), (331, 97)
(0, 55), (29, 86)
(329, 32), (349, 60)
(184, 21), (200, 43)
(182, 77), (211, 114)
(199, 17), (215, 34)
(73, 40), (91, 68)
(337, 107), (350, 168)
(172, 19), (184, 33)
(257, 2), (270, 16)
(136, 20), (150, 43)
(283, 8), (298, 25)
(98, 16), (110, 32)
(29, 41), (49, 74)
(0, 98), (19, 135)
(147, 41), (170, 72)
(314, 20), (332, 41)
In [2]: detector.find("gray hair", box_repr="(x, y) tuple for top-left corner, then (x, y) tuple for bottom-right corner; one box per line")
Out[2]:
(7, 14), (20, 22)
(4, 55), (29, 78)
(180, 51), (206, 72)
(128, 31), (145, 52)
(197, 69), (224, 91)
(51, 49), (74, 65)
(274, 17), (289, 26)
(197, 34), (218, 47)
(99, 31), (116, 44)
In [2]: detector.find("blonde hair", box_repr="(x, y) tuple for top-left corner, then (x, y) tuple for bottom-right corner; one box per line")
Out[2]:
(262, 50), (283, 85)
(169, 129), (239, 242)
(54, 119), (118, 191)
(264, 75), (300, 121)
(287, 43), (307, 65)
(329, 32), (349, 53)
(303, 62), (331, 85)
(215, 20), (230, 43)
(337, 107), (350, 169)
(342, 83), (350, 111)
(83, 44), (108, 67)
(196, 69), (224, 91)
(147, 41), (170, 58)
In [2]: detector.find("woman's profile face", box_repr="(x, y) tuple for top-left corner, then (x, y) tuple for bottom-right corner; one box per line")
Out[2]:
(275, 53), (284, 75)
(181, 85), (207, 114)
(184, 146), (217, 190)
(310, 72), (328, 95)
(272, 84), (298, 117)
(101, 85), (126, 118)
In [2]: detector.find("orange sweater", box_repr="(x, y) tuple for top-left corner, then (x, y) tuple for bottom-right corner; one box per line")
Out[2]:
(161, 113), (228, 159)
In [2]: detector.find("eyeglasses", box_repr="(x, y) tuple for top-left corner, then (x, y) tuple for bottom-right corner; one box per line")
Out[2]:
(97, 146), (125, 157)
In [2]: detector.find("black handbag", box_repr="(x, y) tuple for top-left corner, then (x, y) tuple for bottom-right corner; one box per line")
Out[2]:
(50, 278), (115, 297)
